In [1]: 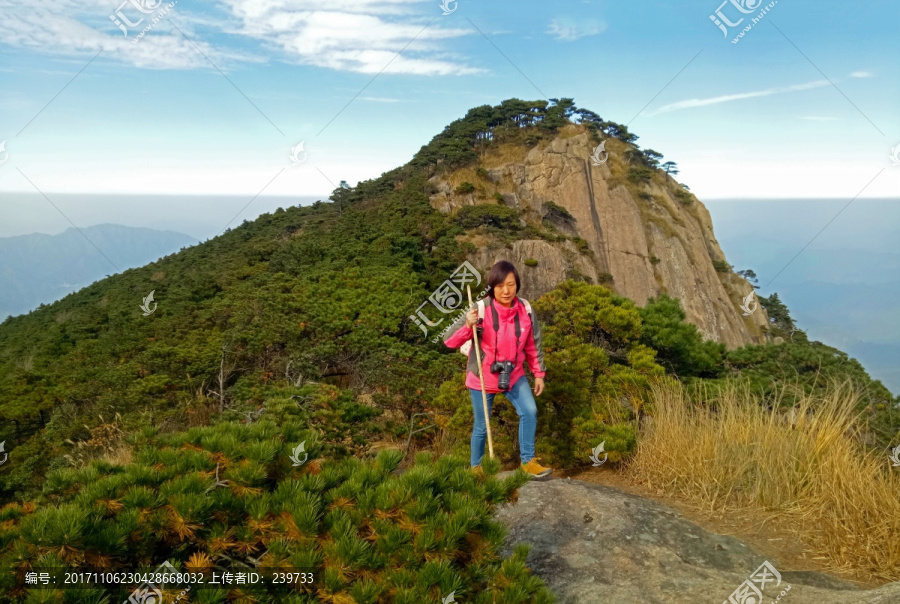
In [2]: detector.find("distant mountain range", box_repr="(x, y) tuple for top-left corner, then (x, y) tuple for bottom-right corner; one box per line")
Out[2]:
(0, 224), (197, 320)
(707, 198), (900, 394)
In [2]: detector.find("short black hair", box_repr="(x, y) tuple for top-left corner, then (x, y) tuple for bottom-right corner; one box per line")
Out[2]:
(486, 261), (520, 299)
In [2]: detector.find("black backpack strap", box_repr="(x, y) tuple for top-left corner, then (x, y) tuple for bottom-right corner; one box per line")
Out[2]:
(487, 298), (522, 375)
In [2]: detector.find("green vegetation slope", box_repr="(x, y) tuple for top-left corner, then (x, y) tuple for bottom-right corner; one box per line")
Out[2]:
(0, 98), (897, 601)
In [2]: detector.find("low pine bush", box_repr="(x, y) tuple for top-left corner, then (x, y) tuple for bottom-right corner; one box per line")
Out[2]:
(0, 389), (554, 603)
(454, 182), (476, 195)
(456, 205), (521, 231)
(541, 201), (573, 221)
(572, 237), (590, 255)
(626, 167), (653, 184)
(673, 189), (693, 205)
(712, 259), (730, 273)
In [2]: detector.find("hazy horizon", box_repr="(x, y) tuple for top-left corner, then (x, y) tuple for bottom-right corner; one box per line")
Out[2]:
(4, 193), (897, 241)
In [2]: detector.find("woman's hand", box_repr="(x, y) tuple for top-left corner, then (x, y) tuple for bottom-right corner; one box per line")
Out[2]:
(533, 377), (544, 396)
(465, 307), (478, 328)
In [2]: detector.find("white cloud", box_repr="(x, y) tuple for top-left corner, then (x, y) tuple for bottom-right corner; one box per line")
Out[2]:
(850, 71), (873, 78)
(0, 0), (235, 70)
(0, 0), (480, 75)
(222, 0), (482, 75)
(548, 17), (607, 41)
(648, 80), (831, 116)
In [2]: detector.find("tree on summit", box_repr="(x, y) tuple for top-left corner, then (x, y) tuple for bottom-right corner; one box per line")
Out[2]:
(642, 149), (663, 169)
(662, 161), (679, 176)
(542, 97), (577, 130)
(574, 108), (603, 126)
(758, 292), (796, 333)
(737, 269), (759, 289)
(603, 121), (639, 144)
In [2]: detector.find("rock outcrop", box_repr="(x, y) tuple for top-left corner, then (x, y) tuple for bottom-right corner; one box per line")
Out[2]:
(429, 128), (770, 349)
(495, 478), (900, 604)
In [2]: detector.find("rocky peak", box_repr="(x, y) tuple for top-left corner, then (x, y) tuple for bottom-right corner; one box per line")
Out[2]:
(429, 127), (769, 348)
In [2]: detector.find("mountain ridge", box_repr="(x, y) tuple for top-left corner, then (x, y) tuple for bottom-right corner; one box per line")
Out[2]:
(0, 223), (197, 320)
(1, 96), (894, 505)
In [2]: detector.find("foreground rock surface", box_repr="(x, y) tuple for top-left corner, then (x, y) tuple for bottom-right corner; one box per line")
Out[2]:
(494, 477), (900, 604)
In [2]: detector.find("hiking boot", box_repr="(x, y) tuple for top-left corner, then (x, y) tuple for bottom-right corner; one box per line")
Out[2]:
(471, 465), (484, 478)
(521, 458), (553, 479)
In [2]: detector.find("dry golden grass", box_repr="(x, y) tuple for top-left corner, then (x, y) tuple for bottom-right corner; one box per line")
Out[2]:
(480, 142), (531, 168)
(556, 123), (583, 139)
(447, 166), (481, 190)
(629, 380), (900, 582)
(63, 413), (133, 467)
(97, 443), (133, 466)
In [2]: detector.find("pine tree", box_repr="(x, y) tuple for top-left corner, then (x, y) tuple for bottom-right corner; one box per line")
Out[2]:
(0, 389), (554, 602)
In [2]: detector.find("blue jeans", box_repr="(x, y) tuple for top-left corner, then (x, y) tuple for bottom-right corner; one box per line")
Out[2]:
(468, 375), (537, 466)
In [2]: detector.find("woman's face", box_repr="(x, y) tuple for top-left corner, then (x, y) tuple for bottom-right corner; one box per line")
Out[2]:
(494, 272), (517, 306)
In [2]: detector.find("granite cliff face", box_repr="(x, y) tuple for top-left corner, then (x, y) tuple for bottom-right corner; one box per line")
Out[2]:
(428, 126), (769, 349)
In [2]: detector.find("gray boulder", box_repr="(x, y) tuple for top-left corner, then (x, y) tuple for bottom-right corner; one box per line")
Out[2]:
(495, 478), (900, 603)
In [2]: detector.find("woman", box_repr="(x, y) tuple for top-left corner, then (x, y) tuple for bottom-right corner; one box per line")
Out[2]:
(444, 261), (552, 478)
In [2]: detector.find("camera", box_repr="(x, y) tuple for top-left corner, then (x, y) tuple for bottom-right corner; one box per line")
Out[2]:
(490, 360), (516, 391)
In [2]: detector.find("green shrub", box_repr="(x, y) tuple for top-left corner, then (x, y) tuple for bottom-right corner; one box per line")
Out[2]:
(493, 192), (505, 203)
(624, 149), (646, 166)
(578, 422), (638, 464)
(475, 167), (489, 179)
(456, 204), (521, 231)
(572, 237), (591, 254)
(522, 224), (564, 242)
(530, 281), (665, 466)
(566, 269), (591, 283)
(0, 401), (554, 603)
(596, 272), (613, 283)
(455, 181), (476, 195)
(650, 256), (661, 265)
(638, 295), (725, 378)
(638, 192), (654, 201)
(627, 167), (654, 184)
(542, 201), (573, 220)
(524, 258), (539, 267)
(712, 259), (730, 273)
(673, 189), (693, 205)
(757, 291), (794, 334)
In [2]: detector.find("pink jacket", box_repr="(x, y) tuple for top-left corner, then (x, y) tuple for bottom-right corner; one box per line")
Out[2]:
(444, 297), (546, 393)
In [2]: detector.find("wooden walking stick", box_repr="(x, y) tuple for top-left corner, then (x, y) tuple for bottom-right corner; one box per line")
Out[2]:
(467, 284), (494, 459)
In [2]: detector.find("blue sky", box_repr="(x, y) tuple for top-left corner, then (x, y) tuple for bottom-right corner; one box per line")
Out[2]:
(0, 0), (898, 205)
